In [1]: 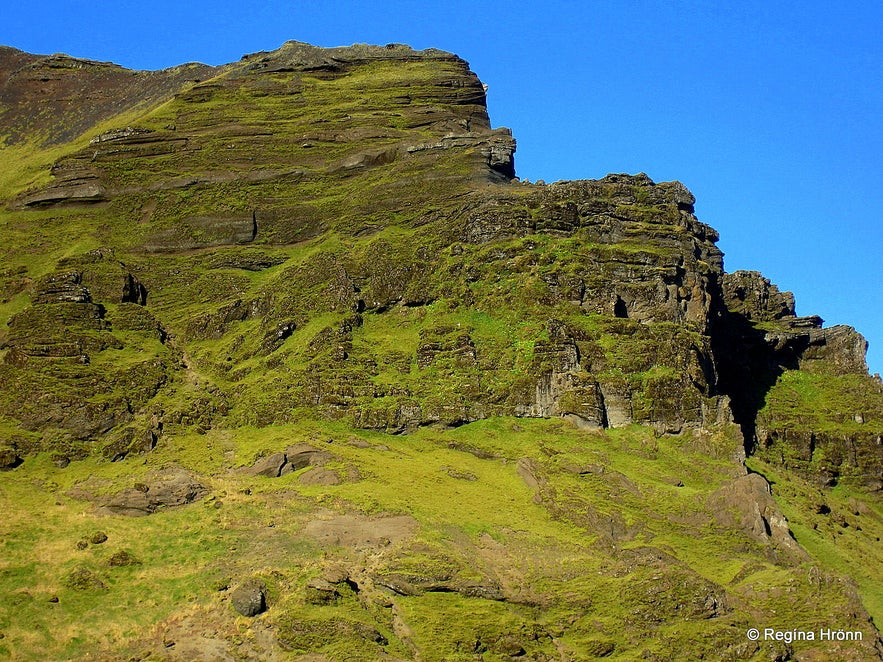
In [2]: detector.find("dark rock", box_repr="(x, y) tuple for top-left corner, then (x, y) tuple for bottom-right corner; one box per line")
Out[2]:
(231, 579), (267, 617)
(722, 271), (795, 322)
(0, 447), (23, 470)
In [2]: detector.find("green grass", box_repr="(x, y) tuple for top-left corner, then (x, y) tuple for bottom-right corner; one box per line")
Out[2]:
(1, 417), (880, 660)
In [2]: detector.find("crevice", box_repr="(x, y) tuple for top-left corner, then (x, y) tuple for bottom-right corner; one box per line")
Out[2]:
(710, 295), (786, 457)
(760, 515), (772, 538)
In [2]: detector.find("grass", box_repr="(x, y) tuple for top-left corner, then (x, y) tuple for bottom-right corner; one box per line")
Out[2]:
(1, 417), (880, 660)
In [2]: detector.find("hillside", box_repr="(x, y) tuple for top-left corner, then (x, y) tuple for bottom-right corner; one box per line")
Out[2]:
(0, 41), (881, 661)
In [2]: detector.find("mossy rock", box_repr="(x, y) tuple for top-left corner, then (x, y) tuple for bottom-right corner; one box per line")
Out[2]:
(64, 567), (108, 591)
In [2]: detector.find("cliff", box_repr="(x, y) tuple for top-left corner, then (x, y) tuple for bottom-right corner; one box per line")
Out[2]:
(0, 42), (881, 661)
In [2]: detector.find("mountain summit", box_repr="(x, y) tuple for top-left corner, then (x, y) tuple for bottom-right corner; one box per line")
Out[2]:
(1, 42), (881, 661)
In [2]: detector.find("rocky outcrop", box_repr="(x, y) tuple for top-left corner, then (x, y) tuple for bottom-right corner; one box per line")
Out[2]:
(0, 251), (170, 449)
(709, 473), (809, 563)
(722, 270), (795, 321)
(714, 269), (881, 487)
(0, 446), (23, 470)
(1, 41), (880, 494)
(12, 40), (514, 253)
(241, 443), (333, 477)
(99, 466), (208, 516)
(2, 40), (883, 662)
(231, 579), (267, 617)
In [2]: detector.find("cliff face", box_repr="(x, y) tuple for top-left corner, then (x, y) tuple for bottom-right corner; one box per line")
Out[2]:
(1, 42), (881, 661)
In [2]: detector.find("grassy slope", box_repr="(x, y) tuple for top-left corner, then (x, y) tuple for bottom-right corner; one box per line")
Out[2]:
(1, 418), (880, 660)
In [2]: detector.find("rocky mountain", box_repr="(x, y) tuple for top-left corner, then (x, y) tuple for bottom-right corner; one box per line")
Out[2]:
(0, 41), (881, 661)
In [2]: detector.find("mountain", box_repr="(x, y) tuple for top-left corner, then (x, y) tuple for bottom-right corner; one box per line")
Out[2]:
(0, 41), (881, 661)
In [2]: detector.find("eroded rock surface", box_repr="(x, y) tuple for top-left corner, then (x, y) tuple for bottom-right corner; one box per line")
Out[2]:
(99, 466), (209, 516)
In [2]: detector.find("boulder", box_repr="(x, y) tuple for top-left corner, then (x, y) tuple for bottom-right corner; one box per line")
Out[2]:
(242, 444), (332, 478)
(243, 452), (287, 477)
(231, 579), (267, 617)
(709, 473), (809, 563)
(0, 447), (23, 470)
(282, 443), (332, 471)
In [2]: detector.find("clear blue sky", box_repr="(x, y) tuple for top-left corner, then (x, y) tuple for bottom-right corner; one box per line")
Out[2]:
(4, 1), (882, 374)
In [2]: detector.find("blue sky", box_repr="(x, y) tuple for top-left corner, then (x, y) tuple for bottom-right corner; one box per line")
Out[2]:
(4, 1), (882, 374)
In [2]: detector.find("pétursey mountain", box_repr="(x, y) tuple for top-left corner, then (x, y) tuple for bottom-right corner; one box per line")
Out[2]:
(1, 41), (881, 661)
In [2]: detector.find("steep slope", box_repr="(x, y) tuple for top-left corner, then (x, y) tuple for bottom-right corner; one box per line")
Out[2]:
(0, 41), (881, 661)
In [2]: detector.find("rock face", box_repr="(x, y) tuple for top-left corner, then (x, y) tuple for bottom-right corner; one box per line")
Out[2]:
(709, 473), (810, 563)
(715, 271), (881, 488)
(1, 40), (879, 490)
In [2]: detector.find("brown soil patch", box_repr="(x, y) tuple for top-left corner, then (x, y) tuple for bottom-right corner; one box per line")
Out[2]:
(302, 513), (418, 549)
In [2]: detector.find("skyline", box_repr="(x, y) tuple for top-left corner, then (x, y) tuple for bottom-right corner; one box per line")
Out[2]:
(3, 1), (881, 374)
